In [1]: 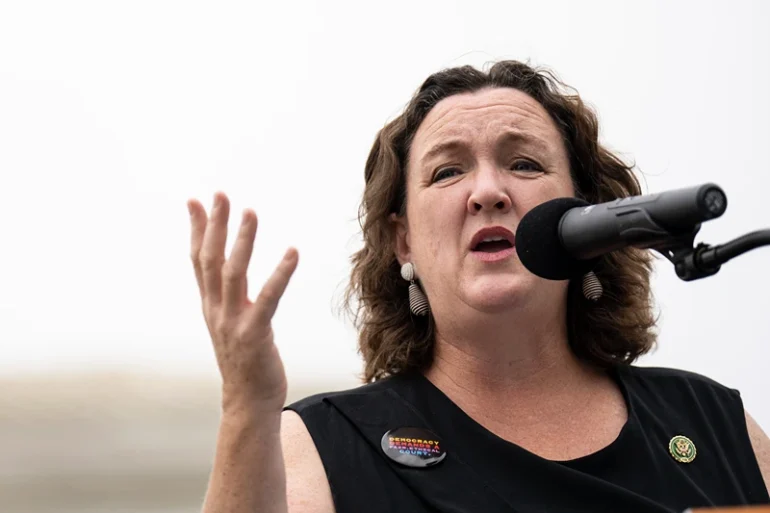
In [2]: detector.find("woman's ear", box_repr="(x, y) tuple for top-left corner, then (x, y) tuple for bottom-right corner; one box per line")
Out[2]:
(389, 212), (411, 266)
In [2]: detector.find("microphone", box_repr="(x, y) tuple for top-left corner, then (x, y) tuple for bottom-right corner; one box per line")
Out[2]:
(515, 183), (728, 280)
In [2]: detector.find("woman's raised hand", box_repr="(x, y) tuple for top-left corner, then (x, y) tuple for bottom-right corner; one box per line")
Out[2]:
(188, 192), (299, 414)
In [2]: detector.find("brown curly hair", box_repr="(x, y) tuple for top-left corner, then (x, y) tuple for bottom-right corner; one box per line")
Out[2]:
(345, 60), (657, 382)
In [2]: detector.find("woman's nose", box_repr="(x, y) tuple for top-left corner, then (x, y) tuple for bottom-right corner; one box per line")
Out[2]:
(467, 168), (513, 214)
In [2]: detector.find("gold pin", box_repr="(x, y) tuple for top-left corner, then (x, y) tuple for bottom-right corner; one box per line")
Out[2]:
(669, 435), (697, 463)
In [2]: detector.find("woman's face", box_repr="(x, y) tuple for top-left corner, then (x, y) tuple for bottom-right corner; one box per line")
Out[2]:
(393, 87), (575, 315)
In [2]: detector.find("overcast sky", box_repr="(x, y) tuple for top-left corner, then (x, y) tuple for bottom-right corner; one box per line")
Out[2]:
(1, 1), (768, 425)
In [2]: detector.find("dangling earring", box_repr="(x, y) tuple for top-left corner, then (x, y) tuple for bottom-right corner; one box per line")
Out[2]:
(582, 270), (603, 301)
(400, 262), (429, 316)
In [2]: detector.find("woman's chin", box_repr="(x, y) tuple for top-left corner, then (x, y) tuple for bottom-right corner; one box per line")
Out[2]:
(462, 276), (532, 312)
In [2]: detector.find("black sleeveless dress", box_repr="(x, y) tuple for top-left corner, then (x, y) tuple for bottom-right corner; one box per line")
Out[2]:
(285, 365), (768, 512)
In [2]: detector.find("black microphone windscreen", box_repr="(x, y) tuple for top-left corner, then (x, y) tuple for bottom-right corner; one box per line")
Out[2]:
(515, 197), (599, 280)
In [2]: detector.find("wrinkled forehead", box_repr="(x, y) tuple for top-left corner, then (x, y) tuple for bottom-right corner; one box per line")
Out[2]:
(409, 87), (563, 167)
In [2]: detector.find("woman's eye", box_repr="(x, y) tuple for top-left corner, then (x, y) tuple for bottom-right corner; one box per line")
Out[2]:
(433, 167), (462, 182)
(511, 159), (541, 172)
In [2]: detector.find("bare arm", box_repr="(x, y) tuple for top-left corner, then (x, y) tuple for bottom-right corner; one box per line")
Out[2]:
(201, 408), (334, 513)
(202, 408), (334, 513)
(202, 407), (287, 513)
(745, 410), (770, 495)
(282, 410), (336, 513)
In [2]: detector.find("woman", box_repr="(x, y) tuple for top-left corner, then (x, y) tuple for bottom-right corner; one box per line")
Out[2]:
(187, 61), (770, 512)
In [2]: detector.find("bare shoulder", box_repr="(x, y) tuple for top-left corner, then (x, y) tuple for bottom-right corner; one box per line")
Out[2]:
(281, 410), (336, 513)
(745, 410), (770, 495)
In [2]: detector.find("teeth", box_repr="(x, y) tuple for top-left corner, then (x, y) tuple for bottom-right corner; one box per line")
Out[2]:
(482, 236), (505, 242)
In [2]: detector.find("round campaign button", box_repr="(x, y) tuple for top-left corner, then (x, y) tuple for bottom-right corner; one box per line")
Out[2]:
(381, 427), (446, 468)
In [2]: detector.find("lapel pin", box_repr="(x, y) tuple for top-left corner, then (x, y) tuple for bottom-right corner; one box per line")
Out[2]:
(669, 435), (697, 463)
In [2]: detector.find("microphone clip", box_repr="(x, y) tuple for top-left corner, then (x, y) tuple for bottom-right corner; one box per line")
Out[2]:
(652, 225), (722, 282)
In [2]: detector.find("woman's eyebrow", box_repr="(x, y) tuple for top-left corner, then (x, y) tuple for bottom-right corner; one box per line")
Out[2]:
(496, 130), (551, 154)
(420, 139), (469, 164)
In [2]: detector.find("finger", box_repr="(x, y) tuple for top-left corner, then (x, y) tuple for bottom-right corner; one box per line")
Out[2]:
(222, 209), (258, 314)
(187, 199), (208, 295)
(200, 192), (230, 304)
(249, 248), (299, 327)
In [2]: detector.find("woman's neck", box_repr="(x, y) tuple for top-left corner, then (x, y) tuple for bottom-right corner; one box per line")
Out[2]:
(423, 302), (608, 426)
(425, 322), (586, 397)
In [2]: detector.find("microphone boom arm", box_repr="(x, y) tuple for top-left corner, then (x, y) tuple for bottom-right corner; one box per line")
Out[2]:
(653, 228), (770, 281)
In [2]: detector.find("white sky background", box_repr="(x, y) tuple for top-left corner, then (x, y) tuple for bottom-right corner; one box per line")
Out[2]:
(0, 1), (768, 425)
